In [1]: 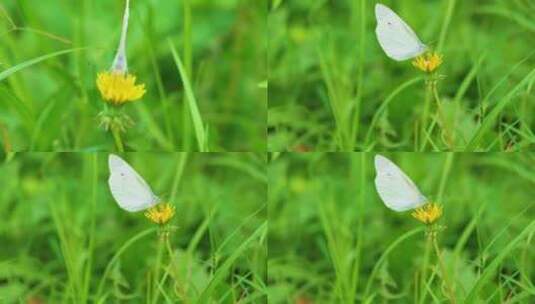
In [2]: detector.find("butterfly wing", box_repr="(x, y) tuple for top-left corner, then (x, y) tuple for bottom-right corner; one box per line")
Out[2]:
(374, 155), (428, 212)
(108, 154), (159, 212)
(375, 3), (427, 61)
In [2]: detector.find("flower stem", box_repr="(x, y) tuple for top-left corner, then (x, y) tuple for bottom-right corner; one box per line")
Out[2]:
(419, 80), (433, 151)
(111, 125), (125, 152)
(418, 235), (432, 304)
(432, 236), (456, 304)
(432, 84), (454, 149)
(151, 233), (165, 304)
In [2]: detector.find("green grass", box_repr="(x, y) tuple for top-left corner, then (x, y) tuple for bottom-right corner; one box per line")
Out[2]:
(268, 153), (535, 303)
(0, 0), (267, 152)
(2, 1), (535, 303)
(268, 0), (535, 151)
(0, 152), (267, 303)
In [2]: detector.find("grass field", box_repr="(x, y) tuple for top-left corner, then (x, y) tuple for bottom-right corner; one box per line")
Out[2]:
(0, 0), (267, 152)
(268, 0), (535, 151)
(268, 153), (535, 303)
(0, 152), (267, 303)
(2, 1), (535, 303)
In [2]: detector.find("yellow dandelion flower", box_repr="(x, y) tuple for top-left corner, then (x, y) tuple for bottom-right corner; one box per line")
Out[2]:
(97, 72), (146, 105)
(412, 52), (443, 73)
(411, 203), (443, 224)
(97, 0), (146, 105)
(144, 203), (176, 225)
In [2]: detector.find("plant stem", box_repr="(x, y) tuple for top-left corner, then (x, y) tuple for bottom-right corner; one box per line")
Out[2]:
(419, 235), (432, 304)
(111, 125), (125, 152)
(432, 236), (456, 304)
(432, 84), (454, 148)
(419, 80), (433, 151)
(152, 233), (165, 304)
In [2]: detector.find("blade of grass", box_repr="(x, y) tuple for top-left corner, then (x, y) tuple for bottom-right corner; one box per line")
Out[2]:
(182, 0), (193, 150)
(170, 152), (188, 201)
(0, 48), (84, 82)
(481, 51), (535, 109)
(196, 222), (267, 303)
(465, 68), (535, 150)
(436, 153), (454, 202)
(448, 54), (486, 145)
(350, 0), (366, 147)
(453, 54), (486, 104)
(205, 156), (267, 183)
(169, 40), (208, 152)
(213, 206), (265, 258)
(365, 77), (424, 148)
(479, 156), (535, 184)
(317, 46), (347, 150)
(464, 220), (535, 302)
(437, 0), (457, 52)
(350, 153), (366, 299)
(81, 153), (98, 304)
(49, 195), (80, 301)
(95, 227), (158, 300)
(318, 199), (347, 302)
(0, 86), (35, 133)
(363, 227), (425, 299)
(138, 7), (174, 147)
(187, 211), (216, 255)
(29, 88), (63, 150)
(133, 104), (173, 150)
(477, 5), (535, 33)
(453, 202), (487, 257)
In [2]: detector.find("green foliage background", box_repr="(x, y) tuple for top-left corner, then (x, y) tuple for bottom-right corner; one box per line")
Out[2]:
(0, 152), (267, 303)
(0, 0), (266, 152)
(268, 0), (535, 151)
(2, 0), (535, 303)
(268, 152), (534, 303)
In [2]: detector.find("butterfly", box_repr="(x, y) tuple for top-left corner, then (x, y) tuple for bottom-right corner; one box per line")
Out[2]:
(374, 155), (428, 212)
(375, 3), (427, 61)
(108, 154), (160, 212)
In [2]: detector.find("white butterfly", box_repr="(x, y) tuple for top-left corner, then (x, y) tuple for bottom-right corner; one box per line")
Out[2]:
(375, 3), (427, 61)
(374, 155), (428, 212)
(108, 154), (160, 212)
(111, 0), (131, 73)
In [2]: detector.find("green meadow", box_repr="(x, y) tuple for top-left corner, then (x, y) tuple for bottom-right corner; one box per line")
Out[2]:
(268, 0), (535, 151)
(0, 0), (267, 152)
(268, 153), (534, 303)
(2, 1), (535, 304)
(0, 153), (267, 303)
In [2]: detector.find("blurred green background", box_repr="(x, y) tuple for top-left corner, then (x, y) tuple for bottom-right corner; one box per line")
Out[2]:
(0, 0), (266, 152)
(0, 152), (267, 303)
(268, 0), (535, 151)
(268, 152), (534, 303)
